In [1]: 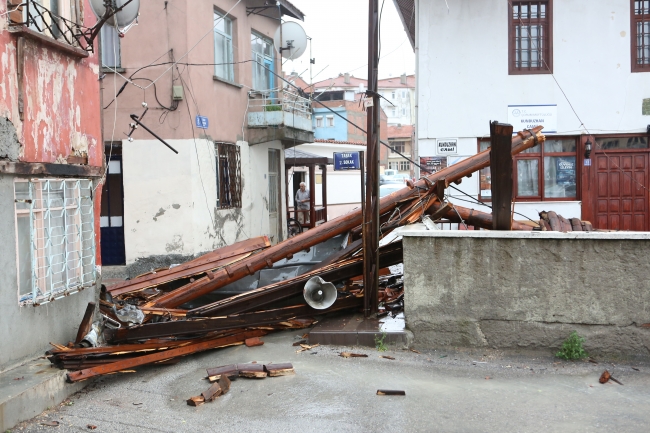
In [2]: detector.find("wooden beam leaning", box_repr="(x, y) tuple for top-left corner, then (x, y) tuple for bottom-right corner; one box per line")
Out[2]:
(429, 202), (533, 231)
(74, 302), (96, 344)
(150, 127), (545, 309)
(66, 330), (267, 382)
(489, 121), (514, 230)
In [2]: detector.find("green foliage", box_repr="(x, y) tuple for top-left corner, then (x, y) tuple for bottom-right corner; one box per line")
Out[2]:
(375, 332), (388, 352)
(556, 331), (588, 360)
(263, 103), (282, 112)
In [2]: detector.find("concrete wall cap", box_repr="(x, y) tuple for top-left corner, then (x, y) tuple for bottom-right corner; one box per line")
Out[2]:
(398, 224), (650, 240)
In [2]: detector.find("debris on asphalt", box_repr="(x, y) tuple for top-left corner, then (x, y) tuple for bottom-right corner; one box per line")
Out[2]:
(87, 424), (97, 429)
(292, 339), (307, 346)
(296, 343), (320, 353)
(340, 352), (368, 358)
(599, 370), (622, 385)
(245, 337), (265, 347)
(207, 364), (239, 382)
(238, 363), (267, 378)
(380, 355), (395, 360)
(376, 390), (406, 396)
(264, 363), (295, 377)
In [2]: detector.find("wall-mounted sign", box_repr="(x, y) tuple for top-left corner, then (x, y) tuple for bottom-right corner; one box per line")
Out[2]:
(436, 138), (458, 155)
(333, 152), (360, 170)
(507, 104), (557, 133)
(195, 115), (209, 129)
(419, 156), (448, 174)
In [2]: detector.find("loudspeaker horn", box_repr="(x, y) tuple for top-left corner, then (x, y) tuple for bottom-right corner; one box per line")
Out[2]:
(303, 276), (337, 310)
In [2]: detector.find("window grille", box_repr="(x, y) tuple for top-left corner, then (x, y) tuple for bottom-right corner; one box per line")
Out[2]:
(216, 142), (242, 209)
(633, 0), (650, 71)
(14, 179), (96, 306)
(509, 1), (552, 74)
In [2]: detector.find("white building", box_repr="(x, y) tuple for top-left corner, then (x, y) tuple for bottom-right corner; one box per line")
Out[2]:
(395, 0), (650, 230)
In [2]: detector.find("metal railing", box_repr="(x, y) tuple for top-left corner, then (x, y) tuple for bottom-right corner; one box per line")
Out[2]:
(9, 0), (88, 50)
(248, 88), (312, 120)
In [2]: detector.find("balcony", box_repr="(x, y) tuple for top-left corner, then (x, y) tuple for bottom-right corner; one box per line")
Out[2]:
(246, 89), (314, 146)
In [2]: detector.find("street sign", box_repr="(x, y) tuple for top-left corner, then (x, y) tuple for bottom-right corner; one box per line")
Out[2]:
(195, 115), (209, 129)
(333, 152), (360, 170)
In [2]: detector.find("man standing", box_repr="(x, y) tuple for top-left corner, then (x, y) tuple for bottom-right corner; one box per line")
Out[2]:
(295, 182), (310, 224)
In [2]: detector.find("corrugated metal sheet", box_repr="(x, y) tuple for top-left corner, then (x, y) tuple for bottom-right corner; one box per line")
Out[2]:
(392, 0), (415, 50)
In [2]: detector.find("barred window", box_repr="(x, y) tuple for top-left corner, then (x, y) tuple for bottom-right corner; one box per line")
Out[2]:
(215, 142), (242, 209)
(14, 179), (96, 306)
(633, 0), (650, 72)
(509, 1), (553, 74)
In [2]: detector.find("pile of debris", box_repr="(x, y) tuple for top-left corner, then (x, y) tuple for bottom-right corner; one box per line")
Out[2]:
(47, 126), (548, 382)
(538, 211), (593, 232)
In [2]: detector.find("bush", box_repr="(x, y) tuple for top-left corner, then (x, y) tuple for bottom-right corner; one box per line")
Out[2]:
(556, 331), (588, 360)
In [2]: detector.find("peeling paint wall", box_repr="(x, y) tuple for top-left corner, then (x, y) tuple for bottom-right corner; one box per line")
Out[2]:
(122, 138), (285, 267)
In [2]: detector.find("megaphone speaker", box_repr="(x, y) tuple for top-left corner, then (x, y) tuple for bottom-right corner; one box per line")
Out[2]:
(303, 276), (337, 310)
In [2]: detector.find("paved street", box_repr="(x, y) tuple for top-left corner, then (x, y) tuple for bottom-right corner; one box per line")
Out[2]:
(11, 330), (650, 433)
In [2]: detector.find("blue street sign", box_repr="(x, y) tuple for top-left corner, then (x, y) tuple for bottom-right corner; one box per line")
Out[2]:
(333, 151), (360, 170)
(195, 115), (209, 129)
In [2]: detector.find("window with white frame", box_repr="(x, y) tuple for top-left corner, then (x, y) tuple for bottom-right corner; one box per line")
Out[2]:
(315, 116), (323, 127)
(399, 161), (410, 171)
(326, 115), (334, 127)
(214, 10), (234, 82)
(391, 91), (396, 99)
(20, 0), (81, 44)
(251, 32), (274, 90)
(100, 24), (121, 69)
(14, 179), (96, 306)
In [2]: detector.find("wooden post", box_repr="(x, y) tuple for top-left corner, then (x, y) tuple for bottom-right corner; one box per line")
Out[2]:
(489, 121), (514, 230)
(75, 302), (96, 344)
(320, 164), (328, 222)
(309, 164), (316, 227)
(360, 151), (370, 317)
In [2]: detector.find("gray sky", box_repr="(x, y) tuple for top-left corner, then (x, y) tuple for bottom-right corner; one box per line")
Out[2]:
(282, 0), (415, 83)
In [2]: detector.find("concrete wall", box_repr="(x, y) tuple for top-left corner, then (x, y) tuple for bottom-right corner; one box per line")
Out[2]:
(123, 138), (285, 267)
(401, 227), (650, 358)
(0, 175), (97, 372)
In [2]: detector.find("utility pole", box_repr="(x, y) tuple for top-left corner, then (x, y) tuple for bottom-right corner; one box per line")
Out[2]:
(363, 0), (380, 317)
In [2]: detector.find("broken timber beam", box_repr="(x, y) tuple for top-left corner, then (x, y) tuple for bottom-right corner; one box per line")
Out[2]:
(66, 330), (267, 382)
(149, 127), (545, 309)
(74, 302), (96, 344)
(109, 236), (271, 296)
(489, 121), (514, 230)
(429, 202), (533, 231)
(187, 241), (403, 317)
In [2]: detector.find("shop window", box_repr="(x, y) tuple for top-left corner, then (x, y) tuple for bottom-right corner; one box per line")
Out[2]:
(14, 179), (96, 306)
(478, 137), (577, 200)
(595, 136), (649, 149)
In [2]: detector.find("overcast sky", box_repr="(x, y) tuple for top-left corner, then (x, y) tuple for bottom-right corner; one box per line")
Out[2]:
(282, 0), (415, 83)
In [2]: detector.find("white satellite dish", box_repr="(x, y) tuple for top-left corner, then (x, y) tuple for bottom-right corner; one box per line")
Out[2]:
(273, 22), (307, 60)
(89, 0), (140, 28)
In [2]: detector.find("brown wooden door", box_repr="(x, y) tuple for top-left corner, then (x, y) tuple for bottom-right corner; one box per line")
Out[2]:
(595, 153), (649, 231)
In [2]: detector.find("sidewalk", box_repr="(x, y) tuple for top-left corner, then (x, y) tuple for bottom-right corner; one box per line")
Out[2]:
(11, 330), (650, 433)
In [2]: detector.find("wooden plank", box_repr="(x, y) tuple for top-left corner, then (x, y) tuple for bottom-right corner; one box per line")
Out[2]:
(66, 330), (265, 382)
(238, 363), (267, 378)
(109, 237), (271, 296)
(263, 363), (295, 377)
(187, 241), (402, 318)
(107, 297), (363, 344)
(0, 160), (102, 177)
(206, 364), (239, 382)
(149, 127), (546, 309)
(430, 203), (532, 231)
(489, 121), (514, 230)
(570, 218), (583, 231)
(74, 302), (96, 344)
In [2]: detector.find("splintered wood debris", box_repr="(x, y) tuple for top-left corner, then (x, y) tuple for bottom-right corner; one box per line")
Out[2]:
(46, 127), (550, 383)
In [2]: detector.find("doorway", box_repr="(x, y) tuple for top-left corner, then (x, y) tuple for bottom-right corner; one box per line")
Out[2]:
(100, 143), (126, 265)
(268, 149), (282, 243)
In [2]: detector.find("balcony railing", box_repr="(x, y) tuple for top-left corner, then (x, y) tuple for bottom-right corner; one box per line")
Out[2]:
(247, 88), (313, 132)
(8, 0), (94, 52)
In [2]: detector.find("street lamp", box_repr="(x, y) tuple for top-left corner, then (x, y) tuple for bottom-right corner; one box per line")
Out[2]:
(584, 139), (592, 159)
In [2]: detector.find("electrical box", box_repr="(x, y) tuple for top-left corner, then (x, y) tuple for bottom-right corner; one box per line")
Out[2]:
(172, 85), (184, 101)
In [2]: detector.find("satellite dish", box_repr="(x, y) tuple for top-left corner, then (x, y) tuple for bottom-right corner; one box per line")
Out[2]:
(273, 22), (307, 60)
(89, 0), (140, 28)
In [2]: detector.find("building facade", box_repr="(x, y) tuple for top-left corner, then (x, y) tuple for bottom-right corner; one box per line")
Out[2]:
(99, 0), (311, 272)
(385, 124), (415, 177)
(397, 0), (650, 229)
(0, 0), (103, 370)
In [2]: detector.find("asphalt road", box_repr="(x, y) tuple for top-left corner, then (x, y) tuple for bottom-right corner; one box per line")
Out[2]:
(11, 330), (650, 433)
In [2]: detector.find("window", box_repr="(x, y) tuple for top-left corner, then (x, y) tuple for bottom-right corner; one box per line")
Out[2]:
(14, 179), (96, 306)
(215, 142), (242, 209)
(402, 108), (407, 116)
(391, 91), (396, 99)
(632, 1), (650, 71)
(399, 161), (410, 171)
(509, 1), (553, 74)
(391, 108), (397, 117)
(391, 141), (405, 153)
(315, 116), (323, 127)
(100, 24), (121, 69)
(18, 0), (81, 45)
(252, 32), (274, 90)
(214, 11), (234, 82)
(326, 115), (334, 127)
(389, 161), (399, 170)
(478, 137), (577, 200)
(596, 136), (648, 149)
(401, 90), (407, 98)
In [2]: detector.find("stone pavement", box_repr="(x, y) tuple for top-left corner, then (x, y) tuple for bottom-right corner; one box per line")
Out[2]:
(10, 330), (650, 433)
